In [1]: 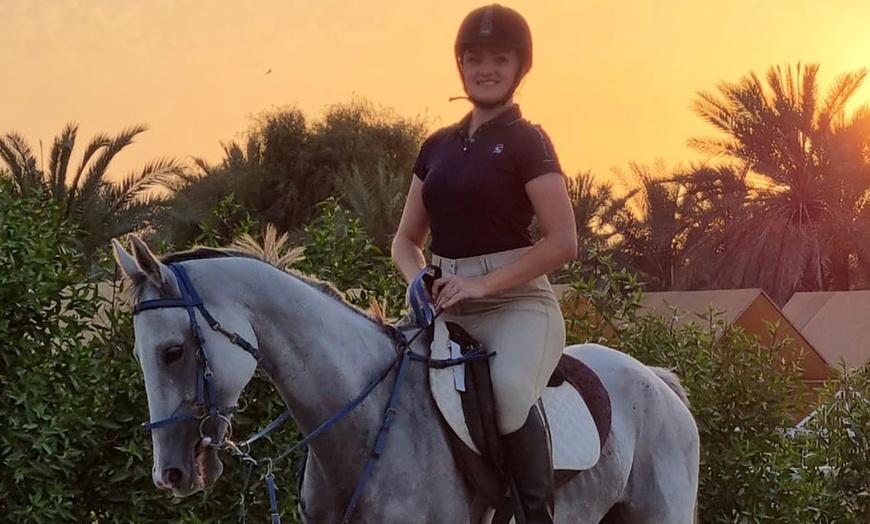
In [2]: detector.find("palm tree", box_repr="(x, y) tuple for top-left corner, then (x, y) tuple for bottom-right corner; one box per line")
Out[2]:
(0, 123), (182, 263)
(565, 170), (614, 253)
(231, 223), (305, 270)
(688, 63), (870, 304)
(335, 163), (408, 251)
(668, 163), (751, 290)
(603, 162), (708, 291)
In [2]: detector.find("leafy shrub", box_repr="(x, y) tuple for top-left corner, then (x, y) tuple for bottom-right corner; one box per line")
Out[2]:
(798, 367), (870, 521)
(296, 197), (406, 319)
(0, 179), (96, 521)
(0, 181), (180, 521)
(562, 248), (841, 523)
(0, 179), (300, 522)
(192, 193), (259, 248)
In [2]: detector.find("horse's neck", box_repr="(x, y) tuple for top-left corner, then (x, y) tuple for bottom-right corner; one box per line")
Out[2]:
(211, 261), (460, 517)
(233, 264), (413, 463)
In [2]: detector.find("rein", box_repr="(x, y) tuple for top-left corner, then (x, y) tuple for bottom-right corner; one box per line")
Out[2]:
(132, 262), (492, 523)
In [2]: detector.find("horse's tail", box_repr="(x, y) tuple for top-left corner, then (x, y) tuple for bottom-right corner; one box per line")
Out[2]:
(650, 367), (690, 407)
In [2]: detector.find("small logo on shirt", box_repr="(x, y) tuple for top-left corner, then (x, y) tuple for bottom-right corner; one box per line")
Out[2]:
(493, 144), (504, 154)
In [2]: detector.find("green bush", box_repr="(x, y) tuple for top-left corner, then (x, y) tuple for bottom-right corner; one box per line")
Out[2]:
(192, 193), (259, 248)
(296, 197), (406, 319)
(0, 179), (176, 522)
(0, 179), (295, 522)
(562, 248), (841, 523)
(798, 367), (870, 521)
(0, 178), (94, 521)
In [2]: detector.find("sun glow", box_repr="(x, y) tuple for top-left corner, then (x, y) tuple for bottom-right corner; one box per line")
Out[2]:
(1, 0), (868, 181)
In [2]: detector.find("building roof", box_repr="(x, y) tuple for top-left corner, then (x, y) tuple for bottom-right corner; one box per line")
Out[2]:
(640, 289), (830, 383)
(639, 289), (765, 328)
(783, 291), (870, 370)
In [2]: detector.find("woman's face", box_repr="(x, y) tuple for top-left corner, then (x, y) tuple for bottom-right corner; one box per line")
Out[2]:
(460, 45), (522, 105)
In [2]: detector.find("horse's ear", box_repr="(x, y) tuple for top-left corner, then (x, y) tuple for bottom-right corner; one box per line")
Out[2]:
(128, 234), (172, 290)
(112, 238), (142, 282)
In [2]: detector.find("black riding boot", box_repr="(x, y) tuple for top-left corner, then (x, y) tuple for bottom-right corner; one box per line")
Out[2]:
(501, 404), (555, 524)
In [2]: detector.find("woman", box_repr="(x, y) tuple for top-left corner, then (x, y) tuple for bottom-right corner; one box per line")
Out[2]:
(391, 4), (576, 523)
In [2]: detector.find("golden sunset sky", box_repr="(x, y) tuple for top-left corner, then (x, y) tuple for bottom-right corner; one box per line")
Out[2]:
(2, 0), (869, 182)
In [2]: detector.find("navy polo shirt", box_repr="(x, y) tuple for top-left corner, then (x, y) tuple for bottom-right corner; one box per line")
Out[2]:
(413, 105), (563, 259)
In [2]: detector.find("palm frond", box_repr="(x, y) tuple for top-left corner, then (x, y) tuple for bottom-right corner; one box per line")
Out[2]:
(0, 132), (41, 192)
(109, 157), (186, 213)
(231, 223), (306, 269)
(68, 125), (148, 212)
(821, 68), (868, 119)
(48, 122), (78, 200)
(67, 132), (112, 197)
(687, 136), (741, 157)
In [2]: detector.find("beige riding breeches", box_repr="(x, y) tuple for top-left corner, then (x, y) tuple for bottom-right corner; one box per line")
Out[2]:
(430, 247), (565, 434)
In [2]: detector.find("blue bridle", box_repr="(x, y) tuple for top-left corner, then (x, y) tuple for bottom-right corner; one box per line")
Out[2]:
(133, 263), (261, 433)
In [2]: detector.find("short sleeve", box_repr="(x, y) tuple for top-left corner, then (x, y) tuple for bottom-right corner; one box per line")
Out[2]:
(412, 133), (438, 181)
(518, 125), (563, 184)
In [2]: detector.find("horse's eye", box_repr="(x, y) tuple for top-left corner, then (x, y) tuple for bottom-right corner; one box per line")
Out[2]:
(162, 346), (184, 365)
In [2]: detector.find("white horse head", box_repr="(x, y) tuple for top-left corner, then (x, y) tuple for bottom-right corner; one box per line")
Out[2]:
(113, 236), (258, 496)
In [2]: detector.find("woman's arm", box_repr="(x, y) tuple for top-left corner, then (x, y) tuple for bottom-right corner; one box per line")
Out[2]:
(391, 176), (431, 284)
(432, 172), (577, 310)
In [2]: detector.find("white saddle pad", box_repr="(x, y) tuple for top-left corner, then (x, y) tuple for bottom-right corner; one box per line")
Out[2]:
(428, 320), (601, 471)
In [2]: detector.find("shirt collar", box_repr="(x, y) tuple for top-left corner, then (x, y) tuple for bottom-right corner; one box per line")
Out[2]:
(454, 104), (523, 139)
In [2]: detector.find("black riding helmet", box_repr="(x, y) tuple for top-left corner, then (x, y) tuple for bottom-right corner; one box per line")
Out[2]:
(454, 4), (533, 108)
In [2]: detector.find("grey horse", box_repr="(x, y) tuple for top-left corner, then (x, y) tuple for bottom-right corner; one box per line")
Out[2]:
(113, 236), (699, 523)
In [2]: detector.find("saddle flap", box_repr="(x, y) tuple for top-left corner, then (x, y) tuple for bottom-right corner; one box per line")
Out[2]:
(541, 383), (600, 470)
(429, 320), (481, 454)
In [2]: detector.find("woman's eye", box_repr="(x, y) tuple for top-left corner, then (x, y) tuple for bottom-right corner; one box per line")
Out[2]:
(162, 346), (184, 365)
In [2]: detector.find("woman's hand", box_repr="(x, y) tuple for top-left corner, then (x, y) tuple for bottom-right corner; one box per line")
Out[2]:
(432, 275), (489, 311)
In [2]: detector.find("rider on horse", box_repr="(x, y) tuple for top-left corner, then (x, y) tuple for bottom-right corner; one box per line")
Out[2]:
(392, 5), (578, 522)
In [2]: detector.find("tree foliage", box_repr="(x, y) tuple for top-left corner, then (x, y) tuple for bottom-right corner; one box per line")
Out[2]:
(0, 123), (182, 264)
(563, 247), (852, 522)
(157, 99), (426, 250)
(602, 162), (711, 291)
(686, 63), (870, 304)
(296, 197), (407, 319)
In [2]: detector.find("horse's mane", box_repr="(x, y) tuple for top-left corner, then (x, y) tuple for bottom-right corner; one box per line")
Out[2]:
(130, 246), (385, 324)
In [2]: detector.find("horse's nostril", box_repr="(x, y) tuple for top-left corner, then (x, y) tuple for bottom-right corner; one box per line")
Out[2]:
(163, 467), (183, 487)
